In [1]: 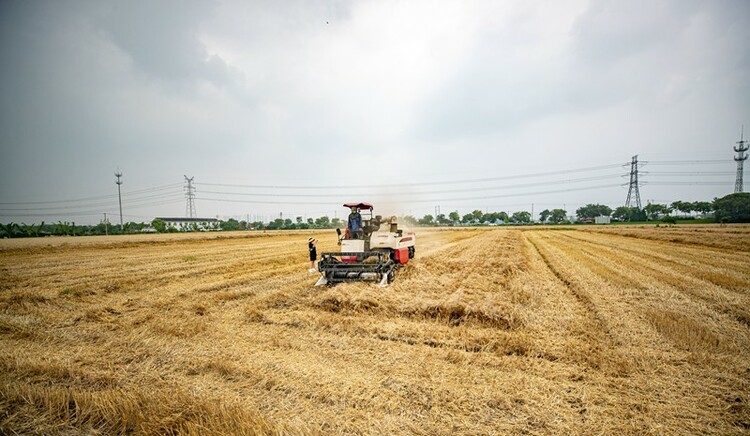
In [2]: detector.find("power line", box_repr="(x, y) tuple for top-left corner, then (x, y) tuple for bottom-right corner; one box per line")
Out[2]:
(0, 198), (185, 218)
(197, 183), (626, 206)
(645, 181), (734, 186)
(197, 173), (624, 198)
(196, 163), (627, 190)
(643, 159), (729, 165)
(645, 171), (736, 176)
(0, 192), (184, 211)
(0, 183), (182, 205)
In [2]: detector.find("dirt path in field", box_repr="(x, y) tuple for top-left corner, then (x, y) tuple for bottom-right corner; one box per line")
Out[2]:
(1, 227), (749, 434)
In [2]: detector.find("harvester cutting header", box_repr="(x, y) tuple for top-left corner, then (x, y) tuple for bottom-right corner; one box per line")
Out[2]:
(315, 203), (416, 287)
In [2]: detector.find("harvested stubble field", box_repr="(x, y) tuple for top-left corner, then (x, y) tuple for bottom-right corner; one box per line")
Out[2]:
(1, 225), (749, 434)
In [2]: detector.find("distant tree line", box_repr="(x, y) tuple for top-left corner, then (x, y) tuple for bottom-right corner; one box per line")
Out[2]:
(0, 220), (154, 238)
(2, 194), (748, 238)
(408, 193), (750, 227)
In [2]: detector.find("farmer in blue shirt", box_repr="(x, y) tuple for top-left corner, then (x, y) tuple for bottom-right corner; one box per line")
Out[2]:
(348, 207), (362, 239)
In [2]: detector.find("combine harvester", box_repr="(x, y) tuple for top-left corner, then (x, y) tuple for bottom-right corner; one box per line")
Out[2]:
(315, 203), (416, 287)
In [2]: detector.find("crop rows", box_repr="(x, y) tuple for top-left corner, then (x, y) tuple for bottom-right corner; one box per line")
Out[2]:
(1, 226), (748, 434)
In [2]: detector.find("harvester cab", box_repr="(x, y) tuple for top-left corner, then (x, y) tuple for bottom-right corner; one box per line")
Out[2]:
(315, 203), (416, 287)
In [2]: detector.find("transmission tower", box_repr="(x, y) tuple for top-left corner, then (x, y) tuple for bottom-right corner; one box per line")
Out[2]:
(735, 125), (748, 193)
(115, 170), (123, 231)
(184, 175), (197, 218)
(625, 155), (642, 209)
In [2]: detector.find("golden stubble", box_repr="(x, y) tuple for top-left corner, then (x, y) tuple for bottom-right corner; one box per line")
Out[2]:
(1, 226), (748, 434)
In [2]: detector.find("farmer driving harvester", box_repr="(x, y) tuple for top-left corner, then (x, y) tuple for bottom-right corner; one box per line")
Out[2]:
(347, 206), (363, 239)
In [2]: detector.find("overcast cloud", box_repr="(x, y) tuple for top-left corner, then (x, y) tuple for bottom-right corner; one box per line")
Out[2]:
(1, 0), (748, 223)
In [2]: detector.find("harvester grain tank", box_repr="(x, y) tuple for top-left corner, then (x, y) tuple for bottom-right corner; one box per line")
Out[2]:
(315, 203), (415, 287)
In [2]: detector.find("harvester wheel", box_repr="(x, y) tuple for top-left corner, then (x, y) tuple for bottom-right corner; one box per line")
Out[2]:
(387, 270), (395, 283)
(408, 246), (415, 259)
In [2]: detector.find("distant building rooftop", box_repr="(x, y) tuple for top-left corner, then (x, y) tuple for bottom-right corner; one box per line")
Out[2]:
(155, 217), (218, 222)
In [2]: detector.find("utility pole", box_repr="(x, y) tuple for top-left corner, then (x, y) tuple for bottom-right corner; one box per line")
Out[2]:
(115, 170), (123, 231)
(184, 175), (196, 218)
(625, 155), (642, 209)
(735, 125), (748, 193)
(103, 213), (108, 236)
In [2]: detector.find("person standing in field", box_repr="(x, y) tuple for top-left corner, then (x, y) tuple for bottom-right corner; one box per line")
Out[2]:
(308, 237), (318, 272)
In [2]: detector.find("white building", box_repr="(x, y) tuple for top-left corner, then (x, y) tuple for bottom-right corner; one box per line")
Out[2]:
(155, 217), (220, 231)
(594, 216), (611, 224)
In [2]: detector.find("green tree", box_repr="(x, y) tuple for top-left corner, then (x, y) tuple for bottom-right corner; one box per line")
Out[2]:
(461, 213), (474, 224)
(449, 211), (460, 224)
(472, 209), (483, 222)
(418, 214), (434, 226)
(315, 216), (330, 228)
(713, 193), (750, 223)
(436, 214), (451, 225)
(549, 209), (567, 224)
(496, 211), (509, 223)
(307, 218), (314, 226)
(670, 201), (692, 215)
(331, 217), (341, 227)
(511, 211), (531, 224)
(221, 218), (240, 231)
(576, 204), (613, 219)
(0, 223), (25, 238)
(643, 203), (671, 220)
(539, 209), (551, 223)
(612, 206), (647, 222)
(151, 218), (166, 233)
(692, 201), (713, 215)
(296, 216), (303, 225)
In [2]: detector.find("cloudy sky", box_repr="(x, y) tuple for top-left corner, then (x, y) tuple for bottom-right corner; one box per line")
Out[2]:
(1, 0), (748, 223)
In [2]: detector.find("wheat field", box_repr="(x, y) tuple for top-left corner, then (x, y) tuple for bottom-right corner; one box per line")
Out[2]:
(1, 225), (749, 434)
